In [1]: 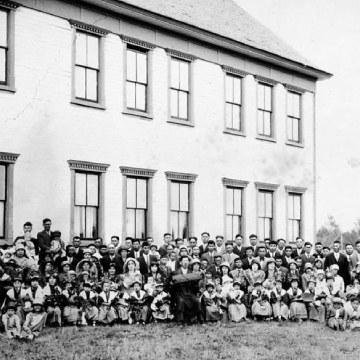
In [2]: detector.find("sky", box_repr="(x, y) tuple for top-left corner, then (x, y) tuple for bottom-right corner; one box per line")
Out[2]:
(235, 0), (360, 231)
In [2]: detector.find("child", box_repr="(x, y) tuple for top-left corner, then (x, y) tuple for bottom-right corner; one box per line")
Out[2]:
(201, 282), (222, 323)
(62, 281), (82, 325)
(113, 289), (131, 324)
(98, 280), (118, 325)
(227, 280), (247, 322)
(270, 278), (289, 322)
(346, 296), (360, 330)
(43, 273), (62, 327)
(287, 277), (307, 322)
(2, 302), (21, 339)
(303, 278), (325, 322)
(129, 280), (150, 325)
(151, 283), (173, 322)
(250, 281), (272, 321)
(79, 282), (98, 326)
(326, 297), (347, 331)
(21, 298), (47, 341)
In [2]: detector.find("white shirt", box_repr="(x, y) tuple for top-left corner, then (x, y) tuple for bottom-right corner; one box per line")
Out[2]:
(334, 252), (340, 261)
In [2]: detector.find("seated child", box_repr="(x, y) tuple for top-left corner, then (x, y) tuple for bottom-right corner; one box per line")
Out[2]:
(43, 273), (62, 327)
(201, 282), (222, 323)
(270, 278), (289, 322)
(326, 297), (346, 331)
(129, 280), (150, 325)
(79, 282), (98, 326)
(151, 283), (173, 322)
(98, 280), (118, 325)
(287, 277), (307, 322)
(346, 296), (360, 330)
(227, 280), (247, 322)
(303, 278), (325, 322)
(2, 302), (21, 339)
(250, 281), (272, 321)
(113, 290), (131, 324)
(21, 298), (47, 341)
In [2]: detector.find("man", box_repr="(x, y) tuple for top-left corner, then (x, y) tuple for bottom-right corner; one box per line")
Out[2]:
(174, 238), (184, 256)
(232, 234), (247, 259)
(101, 243), (122, 273)
(291, 237), (305, 259)
(72, 236), (83, 260)
(254, 246), (268, 271)
(249, 234), (260, 257)
(242, 247), (255, 270)
(355, 241), (360, 262)
(300, 242), (316, 270)
(99, 245), (108, 257)
(94, 237), (103, 250)
(207, 253), (222, 278)
(171, 256), (202, 325)
(137, 242), (157, 275)
(324, 240), (351, 287)
(322, 246), (331, 258)
(37, 218), (53, 260)
(188, 237), (198, 256)
(275, 255), (289, 282)
(199, 232), (210, 255)
(14, 221), (39, 258)
(191, 246), (201, 260)
(124, 237), (133, 250)
(342, 243), (358, 273)
(314, 242), (324, 258)
(201, 240), (216, 265)
(62, 245), (79, 271)
(277, 238), (286, 256)
(266, 240), (280, 258)
(222, 241), (237, 266)
(215, 235), (225, 255)
(159, 233), (172, 257)
(264, 238), (271, 252)
(146, 237), (155, 247)
(110, 236), (120, 251)
(128, 239), (142, 259)
(282, 245), (294, 268)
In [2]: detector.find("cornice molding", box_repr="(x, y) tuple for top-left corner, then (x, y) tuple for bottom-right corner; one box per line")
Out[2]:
(254, 182), (280, 191)
(0, 1), (19, 10)
(67, 160), (110, 173)
(120, 166), (157, 178)
(285, 185), (307, 194)
(222, 178), (249, 188)
(255, 75), (278, 86)
(121, 35), (156, 50)
(221, 65), (250, 78)
(165, 49), (196, 62)
(0, 152), (20, 164)
(69, 20), (109, 36)
(165, 171), (198, 182)
(284, 84), (306, 94)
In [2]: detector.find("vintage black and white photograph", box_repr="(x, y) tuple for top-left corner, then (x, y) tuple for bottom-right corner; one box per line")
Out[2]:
(0, 0), (359, 359)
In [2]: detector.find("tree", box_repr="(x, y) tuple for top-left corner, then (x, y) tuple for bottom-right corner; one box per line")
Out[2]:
(342, 218), (360, 247)
(316, 215), (342, 248)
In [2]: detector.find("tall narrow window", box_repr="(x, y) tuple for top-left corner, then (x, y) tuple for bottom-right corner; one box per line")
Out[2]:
(287, 91), (301, 142)
(258, 190), (273, 240)
(74, 172), (99, 239)
(126, 177), (148, 240)
(75, 31), (100, 102)
(126, 47), (147, 112)
(170, 58), (189, 120)
(225, 187), (242, 240)
(288, 193), (302, 242)
(258, 83), (273, 137)
(170, 182), (189, 239)
(225, 74), (242, 131)
(0, 164), (6, 238)
(0, 9), (8, 85)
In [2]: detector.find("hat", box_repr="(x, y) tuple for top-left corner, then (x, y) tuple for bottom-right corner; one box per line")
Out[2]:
(332, 297), (343, 304)
(205, 281), (215, 289)
(133, 279), (142, 286)
(32, 298), (43, 306)
(287, 259), (297, 267)
(220, 261), (231, 269)
(15, 244), (25, 252)
(307, 277), (316, 285)
(6, 259), (18, 266)
(213, 252), (222, 259)
(251, 259), (260, 267)
(316, 270), (325, 275)
(80, 260), (92, 267)
(68, 270), (76, 275)
(190, 258), (201, 265)
(81, 271), (89, 276)
(266, 258), (275, 264)
(108, 262), (117, 268)
(233, 280), (241, 286)
(83, 249), (92, 255)
(52, 230), (61, 238)
(119, 245), (129, 252)
(155, 282), (164, 288)
(13, 275), (22, 282)
(254, 281), (262, 286)
(330, 264), (339, 271)
(61, 261), (70, 268)
(290, 276), (299, 283)
(91, 253), (102, 260)
(6, 301), (17, 310)
(150, 244), (158, 249)
(83, 282), (92, 287)
(30, 273), (40, 280)
(304, 263), (313, 270)
(124, 258), (139, 271)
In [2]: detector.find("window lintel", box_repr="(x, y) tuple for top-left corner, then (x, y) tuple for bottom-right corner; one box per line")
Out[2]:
(0, 1), (19, 10)
(221, 65), (249, 77)
(285, 185), (307, 194)
(0, 152), (20, 164)
(69, 20), (109, 36)
(120, 166), (157, 178)
(165, 171), (197, 182)
(222, 178), (249, 188)
(254, 182), (280, 191)
(255, 75), (278, 86)
(284, 84), (306, 94)
(166, 49), (196, 62)
(121, 35), (155, 50)
(67, 160), (110, 173)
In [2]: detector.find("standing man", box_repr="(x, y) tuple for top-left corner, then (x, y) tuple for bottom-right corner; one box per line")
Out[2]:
(233, 234), (247, 259)
(201, 240), (216, 265)
(291, 237), (305, 259)
(249, 234), (260, 257)
(215, 235), (225, 255)
(277, 239), (286, 256)
(110, 236), (120, 251)
(128, 239), (142, 259)
(159, 233), (172, 257)
(314, 242), (324, 258)
(199, 232), (210, 255)
(101, 243), (122, 273)
(37, 218), (53, 260)
(72, 236), (83, 260)
(300, 242), (316, 270)
(254, 246), (268, 271)
(222, 241), (238, 266)
(137, 242), (157, 275)
(266, 240), (280, 258)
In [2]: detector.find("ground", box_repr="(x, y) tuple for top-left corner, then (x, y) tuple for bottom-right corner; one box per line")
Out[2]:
(1, 321), (359, 360)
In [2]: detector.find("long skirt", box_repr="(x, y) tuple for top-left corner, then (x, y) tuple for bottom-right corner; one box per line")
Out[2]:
(252, 301), (272, 317)
(98, 305), (117, 324)
(289, 302), (308, 320)
(272, 303), (289, 319)
(174, 294), (201, 322)
(228, 303), (247, 322)
(115, 305), (130, 321)
(328, 317), (346, 330)
(152, 304), (173, 320)
(47, 306), (62, 326)
(205, 305), (222, 322)
(63, 306), (82, 323)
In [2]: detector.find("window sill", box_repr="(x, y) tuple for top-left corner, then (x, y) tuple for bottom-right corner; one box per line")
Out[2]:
(71, 99), (106, 110)
(0, 84), (16, 93)
(256, 135), (276, 143)
(167, 118), (194, 127)
(285, 141), (304, 148)
(223, 129), (246, 137)
(122, 109), (153, 120)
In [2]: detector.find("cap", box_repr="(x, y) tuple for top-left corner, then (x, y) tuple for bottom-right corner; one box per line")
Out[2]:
(61, 261), (70, 268)
(304, 263), (313, 270)
(190, 258), (201, 265)
(83, 249), (92, 254)
(316, 270), (325, 275)
(6, 301), (17, 310)
(32, 298), (43, 306)
(220, 261), (231, 269)
(332, 297), (343, 304)
(330, 264), (339, 271)
(68, 270), (76, 275)
(266, 258), (275, 264)
(155, 282), (164, 288)
(15, 244), (25, 251)
(307, 277), (316, 285)
(52, 230), (61, 238)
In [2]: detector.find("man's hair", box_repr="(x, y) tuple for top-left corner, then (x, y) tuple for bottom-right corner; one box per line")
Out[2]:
(249, 234), (257, 239)
(225, 241), (234, 247)
(315, 242), (323, 246)
(43, 218), (51, 224)
(215, 235), (224, 240)
(333, 240), (341, 245)
(201, 232), (210, 237)
(73, 236), (81, 241)
(111, 236), (120, 241)
(175, 238), (183, 244)
(189, 237), (197, 242)
(163, 233), (171, 237)
(235, 234), (242, 239)
(125, 237), (133, 241)
(132, 238), (140, 244)
(146, 237), (154, 241)
(277, 238), (285, 244)
(285, 245), (293, 250)
(142, 242), (150, 248)
(23, 221), (33, 227)
(295, 237), (304, 241)
(269, 240), (277, 246)
(207, 240), (215, 246)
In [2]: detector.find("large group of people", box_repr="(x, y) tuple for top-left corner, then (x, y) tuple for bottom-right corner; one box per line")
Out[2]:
(1, 218), (360, 341)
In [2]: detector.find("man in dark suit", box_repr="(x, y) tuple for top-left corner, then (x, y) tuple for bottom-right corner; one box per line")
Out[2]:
(291, 237), (305, 259)
(242, 247), (255, 270)
(324, 240), (351, 286)
(266, 240), (280, 259)
(37, 218), (53, 260)
(207, 253), (222, 278)
(60, 244), (80, 271)
(282, 246), (294, 268)
(137, 242), (158, 275)
(159, 233), (172, 257)
(300, 242), (316, 271)
(128, 239), (143, 259)
(232, 234), (247, 259)
(101, 243), (123, 273)
(72, 236), (84, 260)
(249, 234), (260, 257)
(201, 240), (216, 265)
(199, 232), (210, 255)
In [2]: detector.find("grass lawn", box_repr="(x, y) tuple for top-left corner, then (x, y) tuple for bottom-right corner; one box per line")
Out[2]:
(1, 321), (359, 360)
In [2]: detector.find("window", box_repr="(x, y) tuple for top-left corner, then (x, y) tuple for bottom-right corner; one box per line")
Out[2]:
(258, 190), (273, 240)
(166, 171), (197, 239)
(257, 83), (273, 137)
(170, 58), (190, 120)
(0, 164), (6, 238)
(0, 9), (8, 85)
(126, 177), (148, 240)
(75, 31), (100, 102)
(120, 166), (156, 241)
(74, 172), (99, 239)
(68, 160), (109, 240)
(287, 193), (301, 242)
(225, 74), (242, 131)
(126, 47), (147, 112)
(287, 91), (301, 142)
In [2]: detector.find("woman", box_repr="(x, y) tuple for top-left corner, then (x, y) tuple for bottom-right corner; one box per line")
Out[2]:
(244, 259), (265, 292)
(263, 258), (278, 289)
(285, 260), (300, 289)
(313, 258), (324, 277)
(43, 273), (62, 327)
(119, 258), (142, 295)
(76, 260), (98, 283)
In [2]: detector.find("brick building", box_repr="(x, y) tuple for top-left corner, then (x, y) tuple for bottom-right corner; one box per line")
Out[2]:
(0, 0), (331, 245)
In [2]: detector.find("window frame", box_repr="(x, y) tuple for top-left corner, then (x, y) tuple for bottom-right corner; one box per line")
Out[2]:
(70, 20), (108, 110)
(285, 85), (305, 147)
(285, 186), (307, 243)
(122, 36), (155, 120)
(68, 160), (109, 241)
(222, 178), (249, 241)
(0, 152), (20, 244)
(120, 166), (157, 242)
(165, 171), (197, 239)
(166, 49), (196, 127)
(0, 1), (18, 93)
(255, 182), (279, 241)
